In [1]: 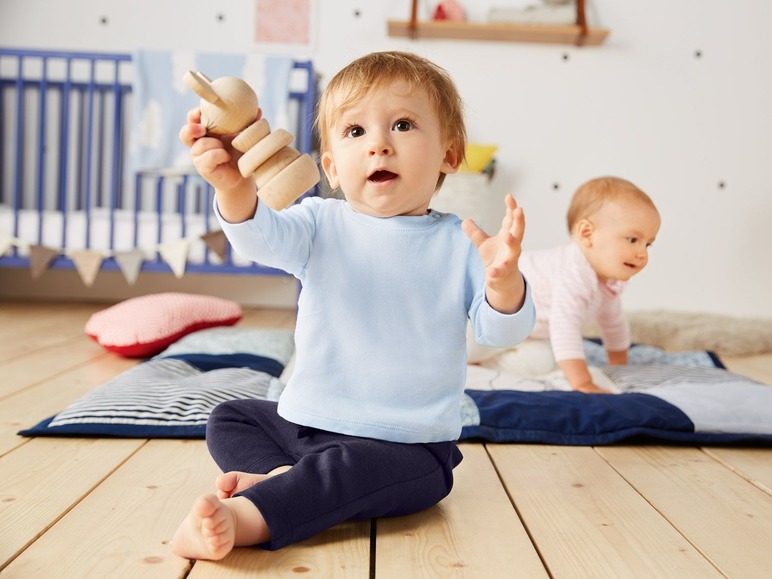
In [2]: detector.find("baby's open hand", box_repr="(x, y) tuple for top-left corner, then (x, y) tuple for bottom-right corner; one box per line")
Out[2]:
(462, 194), (526, 314)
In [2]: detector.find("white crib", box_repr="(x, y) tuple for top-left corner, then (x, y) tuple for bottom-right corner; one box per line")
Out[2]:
(0, 47), (319, 282)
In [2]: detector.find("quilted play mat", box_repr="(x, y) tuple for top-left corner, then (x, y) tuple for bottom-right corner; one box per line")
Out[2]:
(19, 328), (772, 446)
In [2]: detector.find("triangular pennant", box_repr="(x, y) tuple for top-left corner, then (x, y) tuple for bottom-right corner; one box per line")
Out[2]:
(70, 250), (105, 287)
(201, 230), (228, 261)
(0, 233), (16, 257)
(114, 249), (145, 286)
(158, 239), (191, 278)
(28, 245), (59, 279)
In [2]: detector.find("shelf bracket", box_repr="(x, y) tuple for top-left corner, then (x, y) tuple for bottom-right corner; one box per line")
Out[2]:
(576, 0), (589, 46)
(409, 0), (419, 39)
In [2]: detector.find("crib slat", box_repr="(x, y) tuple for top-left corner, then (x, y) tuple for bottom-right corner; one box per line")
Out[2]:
(292, 61), (316, 156)
(83, 58), (96, 250)
(11, 56), (25, 244)
(35, 56), (48, 231)
(58, 58), (72, 250)
(108, 60), (123, 251)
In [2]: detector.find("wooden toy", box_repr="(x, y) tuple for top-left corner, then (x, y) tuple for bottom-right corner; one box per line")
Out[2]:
(183, 71), (320, 210)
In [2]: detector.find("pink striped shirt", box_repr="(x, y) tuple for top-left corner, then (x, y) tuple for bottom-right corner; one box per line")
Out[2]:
(520, 242), (630, 361)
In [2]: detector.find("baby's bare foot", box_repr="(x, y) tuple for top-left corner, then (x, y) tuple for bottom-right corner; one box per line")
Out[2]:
(172, 494), (236, 560)
(216, 466), (292, 499)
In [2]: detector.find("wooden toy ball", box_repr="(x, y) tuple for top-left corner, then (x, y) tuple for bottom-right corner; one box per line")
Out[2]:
(183, 71), (320, 210)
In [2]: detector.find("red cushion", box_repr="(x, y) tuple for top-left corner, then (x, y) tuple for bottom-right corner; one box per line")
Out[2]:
(85, 293), (243, 358)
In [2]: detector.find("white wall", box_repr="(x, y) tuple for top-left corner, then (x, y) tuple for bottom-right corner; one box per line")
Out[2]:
(1, 0), (770, 316)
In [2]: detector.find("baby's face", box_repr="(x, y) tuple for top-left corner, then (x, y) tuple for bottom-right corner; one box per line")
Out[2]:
(582, 200), (661, 282)
(321, 80), (459, 217)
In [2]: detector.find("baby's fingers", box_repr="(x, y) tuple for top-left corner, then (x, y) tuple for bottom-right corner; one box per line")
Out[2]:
(191, 137), (231, 170)
(461, 218), (488, 249)
(509, 206), (525, 245)
(500, 194), (525, 244)
(179, 108), (205, 147)
(186, 107), (202, 124)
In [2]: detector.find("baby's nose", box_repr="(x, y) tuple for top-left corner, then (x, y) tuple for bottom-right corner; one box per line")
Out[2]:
(367, 132), (393, 156)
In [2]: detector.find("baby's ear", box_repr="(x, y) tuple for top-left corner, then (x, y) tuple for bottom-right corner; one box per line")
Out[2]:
(575, 219), (594, 246)
(321, 152), (340, 189)
(440, 143), (463, 174)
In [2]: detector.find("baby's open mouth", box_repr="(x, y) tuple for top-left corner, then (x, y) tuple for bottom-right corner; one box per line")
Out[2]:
(369, 170), (397, 183)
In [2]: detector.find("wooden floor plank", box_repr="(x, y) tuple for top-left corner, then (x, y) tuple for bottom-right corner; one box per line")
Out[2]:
(722, 353), (772, 384)
(0, 302), (101, 363)
(240, 307), (296, 330)
(0, 336), (109, 399)
(598, 445), (772, 578)
(0, 354), (137, 456)
(702, 447), (772, 494)
(188, 521), (371, 578)
(375, 444), (548, 578)
(1, 439), (215, 578)
(489, 444), (722, 578)
(0, 437), (144, 571)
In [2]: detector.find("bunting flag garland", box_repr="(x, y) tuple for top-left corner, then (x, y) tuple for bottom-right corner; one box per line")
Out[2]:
(201, 230), (228, 261)
(114, 250), (145, 286)
(29, 245), (60, 279)
(70, 250), (105, 287)
(0, 233), (14, 257)
(0, 230), (228, 286)
(157, 238), (192, 279)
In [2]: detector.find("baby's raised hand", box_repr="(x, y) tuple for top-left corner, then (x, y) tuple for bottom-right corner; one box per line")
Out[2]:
(462, 194), (526, 314)
(179, 108), (249, 194)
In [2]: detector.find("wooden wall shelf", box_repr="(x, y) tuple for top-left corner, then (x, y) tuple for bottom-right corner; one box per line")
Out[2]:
(387, 19), (609, 46)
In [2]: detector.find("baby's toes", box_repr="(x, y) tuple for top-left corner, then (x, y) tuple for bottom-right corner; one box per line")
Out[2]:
(215, 472), (239, 498)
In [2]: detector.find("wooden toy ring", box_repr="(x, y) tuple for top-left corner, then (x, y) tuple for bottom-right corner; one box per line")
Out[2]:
(253, 146), (301, 188)
(258, 155), (321, 211)
(237, 129), (294, 178)
(232, 119), (271, 152)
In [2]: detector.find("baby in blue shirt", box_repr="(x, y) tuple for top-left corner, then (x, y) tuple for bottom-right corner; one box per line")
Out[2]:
(173, 50), (535, 560)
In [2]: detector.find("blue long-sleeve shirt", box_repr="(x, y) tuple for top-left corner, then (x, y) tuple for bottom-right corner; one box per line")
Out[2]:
(217, 196), (535, 443)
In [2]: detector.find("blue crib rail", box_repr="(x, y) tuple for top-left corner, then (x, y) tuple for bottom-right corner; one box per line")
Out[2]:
(0, 47), (318, 277)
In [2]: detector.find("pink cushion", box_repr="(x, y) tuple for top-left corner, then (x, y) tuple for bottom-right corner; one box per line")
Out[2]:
(85, 293), (243, 358)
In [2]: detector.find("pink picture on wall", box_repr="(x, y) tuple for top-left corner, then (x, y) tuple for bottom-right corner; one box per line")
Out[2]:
(255, 0), (312, 46)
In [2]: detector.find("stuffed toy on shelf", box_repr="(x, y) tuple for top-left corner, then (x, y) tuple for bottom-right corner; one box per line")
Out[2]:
(433, 0), (465, 21)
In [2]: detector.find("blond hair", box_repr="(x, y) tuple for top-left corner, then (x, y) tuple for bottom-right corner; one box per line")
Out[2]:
(567, 176), (657, 233)
(315, 51), (466, 189)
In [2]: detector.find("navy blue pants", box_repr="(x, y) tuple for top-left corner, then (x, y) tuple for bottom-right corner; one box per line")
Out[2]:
(206, 399), (463, 550)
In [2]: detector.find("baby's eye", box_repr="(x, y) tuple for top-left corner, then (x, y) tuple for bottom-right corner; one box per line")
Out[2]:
(627, 237), (638, 244)
(344, 125), (365, 138)
(392, 119), (413, 132)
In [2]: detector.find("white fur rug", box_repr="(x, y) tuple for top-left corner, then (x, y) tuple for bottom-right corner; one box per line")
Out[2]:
(584, 310), (772, 357)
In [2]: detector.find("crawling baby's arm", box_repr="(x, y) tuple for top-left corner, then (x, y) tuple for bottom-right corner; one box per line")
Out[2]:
(559, 359), (611, 393)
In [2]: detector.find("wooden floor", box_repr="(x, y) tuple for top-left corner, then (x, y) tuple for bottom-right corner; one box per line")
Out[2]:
(1, 301), (771, 578)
